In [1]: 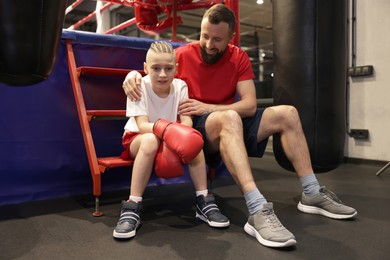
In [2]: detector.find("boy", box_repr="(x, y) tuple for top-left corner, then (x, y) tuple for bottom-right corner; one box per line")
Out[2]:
(113, 41), (229, 239)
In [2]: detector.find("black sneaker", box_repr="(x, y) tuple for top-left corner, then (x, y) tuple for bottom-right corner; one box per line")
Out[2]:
(113, 200), (142, 239)
(195, 194), (230, 228)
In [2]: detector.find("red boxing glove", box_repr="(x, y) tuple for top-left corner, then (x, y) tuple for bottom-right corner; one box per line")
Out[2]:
(153, 119), (204, 163)
(154, 142), (184, 178)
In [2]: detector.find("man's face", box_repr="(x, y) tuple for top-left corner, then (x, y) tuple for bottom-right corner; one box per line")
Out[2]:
(199, 17), (234, 64)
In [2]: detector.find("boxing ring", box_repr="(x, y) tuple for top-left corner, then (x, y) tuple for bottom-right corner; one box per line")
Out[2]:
(0, 30), (229, 207)
(0, 0), (348, 208)
(0, 0), (235, 208)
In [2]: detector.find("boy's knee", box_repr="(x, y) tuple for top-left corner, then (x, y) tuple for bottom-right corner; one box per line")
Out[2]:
(140, 133), (160, 153)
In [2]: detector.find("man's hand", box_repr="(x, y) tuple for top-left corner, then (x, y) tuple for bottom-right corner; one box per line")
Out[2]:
(123, 70), (143, 101)
(178, 98), (212, 116)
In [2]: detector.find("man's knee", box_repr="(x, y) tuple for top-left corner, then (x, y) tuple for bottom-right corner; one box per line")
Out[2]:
(221, 110), (242, 125)
(205, 110), (243, 141)
(207, 109), (240, 124)
(278, 105), (301, 128)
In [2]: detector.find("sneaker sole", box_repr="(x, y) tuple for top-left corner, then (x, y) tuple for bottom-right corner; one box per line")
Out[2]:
(244, 222), (297, 248)
(113, 222), (140, 239)
(196, 212), (230, 228)
(297, 202), (357, 219)
(113, 229), (136, 239)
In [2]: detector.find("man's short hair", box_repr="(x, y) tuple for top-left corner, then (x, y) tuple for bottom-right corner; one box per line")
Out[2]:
(203, 4), (236, 33)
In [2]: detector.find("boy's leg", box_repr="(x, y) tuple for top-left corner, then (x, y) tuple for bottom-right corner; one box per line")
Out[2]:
(113, 134), (158, 239)
(188, 151), (230, 228)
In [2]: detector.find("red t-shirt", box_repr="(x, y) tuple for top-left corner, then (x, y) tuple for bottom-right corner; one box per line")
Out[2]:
(175, 42), (254, 104)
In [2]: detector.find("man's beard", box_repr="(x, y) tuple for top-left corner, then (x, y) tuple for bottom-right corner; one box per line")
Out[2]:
(200, 46), (225, 64)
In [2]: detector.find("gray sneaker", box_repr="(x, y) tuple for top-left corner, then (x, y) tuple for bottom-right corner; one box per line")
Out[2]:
(244, 203), (297, 248)
(298, 186), (357, 219)
(113, 200), (142, 239)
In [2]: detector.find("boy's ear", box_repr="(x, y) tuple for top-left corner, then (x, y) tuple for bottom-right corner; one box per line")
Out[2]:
(143, 62), (148, 74)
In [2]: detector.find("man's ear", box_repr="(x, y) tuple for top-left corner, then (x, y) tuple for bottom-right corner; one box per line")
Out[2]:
(143, 62), (148, 74)
(230, 32), (236, 43)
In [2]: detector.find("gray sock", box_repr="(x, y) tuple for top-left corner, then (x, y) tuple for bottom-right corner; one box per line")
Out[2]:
(244, 188), (268, 215)
(300, 174), (320, 196)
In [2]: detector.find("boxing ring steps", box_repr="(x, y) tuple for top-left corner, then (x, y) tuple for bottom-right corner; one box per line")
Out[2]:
(66, 39), (145, 216)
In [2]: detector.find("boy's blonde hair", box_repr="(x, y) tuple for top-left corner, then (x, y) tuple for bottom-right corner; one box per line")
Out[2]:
(146, 41), (175, 63)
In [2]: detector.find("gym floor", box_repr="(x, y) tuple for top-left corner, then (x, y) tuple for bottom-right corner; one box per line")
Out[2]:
(1, 153), (389, 260)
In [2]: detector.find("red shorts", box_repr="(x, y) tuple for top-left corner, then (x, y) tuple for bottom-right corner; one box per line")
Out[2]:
(120, 131), (140, 161)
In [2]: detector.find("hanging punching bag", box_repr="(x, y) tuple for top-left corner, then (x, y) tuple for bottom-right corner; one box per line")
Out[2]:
(272, 0), (347, 173)
(0, 0), (67, 86)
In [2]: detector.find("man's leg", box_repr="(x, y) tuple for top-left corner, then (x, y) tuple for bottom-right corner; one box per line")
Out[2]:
(258, 105), (357, 219)
(205, 110), (256, 193)
(204, 110), (296, 247)
(257, 105), (314, 177)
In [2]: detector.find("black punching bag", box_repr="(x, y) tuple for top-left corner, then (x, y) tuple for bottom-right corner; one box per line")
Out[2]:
(272, 0), (347, 173)
(0, 0), (67, 86)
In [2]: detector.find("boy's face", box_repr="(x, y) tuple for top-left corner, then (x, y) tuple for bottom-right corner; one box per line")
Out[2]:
(199, 17), (234, 64)
(144, 51), (177, 92)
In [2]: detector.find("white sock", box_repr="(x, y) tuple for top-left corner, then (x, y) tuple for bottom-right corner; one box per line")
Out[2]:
(196, 189), (208, 197)
(129, 195), (142, 203)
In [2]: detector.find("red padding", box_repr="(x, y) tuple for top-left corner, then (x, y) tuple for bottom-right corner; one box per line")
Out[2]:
(86, 110), (126, 117)
(97, 156), (133, 168)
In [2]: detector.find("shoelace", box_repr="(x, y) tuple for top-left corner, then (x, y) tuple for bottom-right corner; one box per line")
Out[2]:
(263, 208), (283, 229)
(322, 188), (343, 204)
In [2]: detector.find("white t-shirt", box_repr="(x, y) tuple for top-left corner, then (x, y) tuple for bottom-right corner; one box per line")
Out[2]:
(124, 75), (188, 133)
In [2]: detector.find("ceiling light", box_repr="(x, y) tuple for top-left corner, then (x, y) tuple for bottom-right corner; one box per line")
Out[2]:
(257, 0), (264, 4)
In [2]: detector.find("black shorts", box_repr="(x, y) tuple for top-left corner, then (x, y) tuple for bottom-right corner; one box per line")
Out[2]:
(192, 108), (269, 168)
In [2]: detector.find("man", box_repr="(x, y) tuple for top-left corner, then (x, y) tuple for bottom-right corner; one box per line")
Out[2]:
(123, 4), (356, 248)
